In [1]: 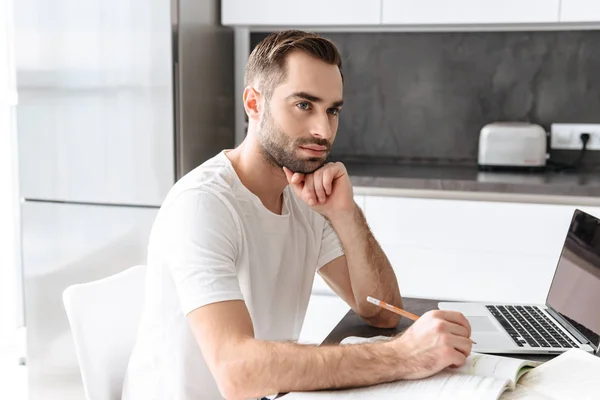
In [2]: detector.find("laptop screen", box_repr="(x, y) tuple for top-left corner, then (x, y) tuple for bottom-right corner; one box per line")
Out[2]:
(546, 209), (600, 350)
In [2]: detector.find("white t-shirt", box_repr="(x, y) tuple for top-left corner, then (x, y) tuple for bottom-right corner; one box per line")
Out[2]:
(122, 151), (344, 400)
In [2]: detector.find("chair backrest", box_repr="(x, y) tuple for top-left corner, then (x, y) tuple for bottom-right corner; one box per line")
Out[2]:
(63, 265), (146, 400)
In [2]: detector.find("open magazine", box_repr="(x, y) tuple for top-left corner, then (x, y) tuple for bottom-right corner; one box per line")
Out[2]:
(284, 335), (542, 400)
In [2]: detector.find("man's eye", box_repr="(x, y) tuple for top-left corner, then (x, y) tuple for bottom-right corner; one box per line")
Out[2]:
(328, 108), (340, 115)
(297, 102), (310, 110)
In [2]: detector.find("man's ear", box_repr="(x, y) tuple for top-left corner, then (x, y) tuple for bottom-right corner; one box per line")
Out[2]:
(243, 86), (262, 121)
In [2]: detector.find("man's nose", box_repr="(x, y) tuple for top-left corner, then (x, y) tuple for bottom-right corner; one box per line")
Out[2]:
(310, 113), (334, 140)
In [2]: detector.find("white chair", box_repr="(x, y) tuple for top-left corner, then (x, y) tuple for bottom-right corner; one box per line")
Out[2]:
(63, 264), (146, 400)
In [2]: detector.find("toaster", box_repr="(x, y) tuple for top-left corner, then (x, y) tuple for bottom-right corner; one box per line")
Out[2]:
(477, 122), (547, 171)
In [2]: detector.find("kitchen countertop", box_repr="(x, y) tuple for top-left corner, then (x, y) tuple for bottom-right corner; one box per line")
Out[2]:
(343, 162), (600, 198)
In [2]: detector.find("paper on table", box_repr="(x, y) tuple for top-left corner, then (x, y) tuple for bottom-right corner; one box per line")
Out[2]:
(512, 349), (600, 400)
(283, 372), (508, 400)
(339, 336), (390, 345)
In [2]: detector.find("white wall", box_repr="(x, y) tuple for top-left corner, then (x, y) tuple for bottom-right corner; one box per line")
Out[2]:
(0, 0), (20, 346)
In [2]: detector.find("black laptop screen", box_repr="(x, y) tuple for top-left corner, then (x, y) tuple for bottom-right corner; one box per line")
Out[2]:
(546, 209), (600, 350)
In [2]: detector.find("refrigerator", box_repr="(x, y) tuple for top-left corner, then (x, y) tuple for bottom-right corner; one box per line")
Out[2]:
(13, 0), (234, 398)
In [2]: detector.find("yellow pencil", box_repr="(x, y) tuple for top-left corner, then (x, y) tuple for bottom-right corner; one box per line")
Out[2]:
(366, 296), (477, 344)
(367, 296), (420, 321)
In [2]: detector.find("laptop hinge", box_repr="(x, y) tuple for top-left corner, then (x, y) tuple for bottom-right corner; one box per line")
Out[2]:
(546, 307), (597, 351)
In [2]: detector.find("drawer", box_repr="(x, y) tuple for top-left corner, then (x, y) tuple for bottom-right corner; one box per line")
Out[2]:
(381, 244), (557, 304)
(364, 196), (600, 257)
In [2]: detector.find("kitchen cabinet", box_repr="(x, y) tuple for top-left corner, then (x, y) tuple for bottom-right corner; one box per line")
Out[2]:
(312, 190), (600, 307)
(362, 195), (600, 304)
(222, 0), (600, 30)
(381, 0), (561, 25)
(221, 0), (381, 26)
(299, 294), (349, 345)
(560, 0), (600, 22)
(354, 194), (365, 212)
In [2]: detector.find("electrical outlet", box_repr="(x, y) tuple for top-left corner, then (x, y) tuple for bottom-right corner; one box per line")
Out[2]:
(551, 123), (600, 150)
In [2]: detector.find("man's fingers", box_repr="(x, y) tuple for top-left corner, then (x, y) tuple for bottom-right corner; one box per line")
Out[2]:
(432, 310), (472, 337)
(289, 181), (304, 199)
(447, 323), (469, 339)
(322, 168), (334, 196)
(324, 162), (347, 195)
(302, 174), (317, 206)
(313, 170), (327, 204)
(449, 336), (473, 358)
(283, 167), (294, 183)
(449, 348), (469, 368)
(292, 173), (305, 184)
(329, 162), (347, 179)
(284, 164), (346, 207)
(283, 167), (304, 198)
(318, 162), (345, 195)
(283, 167), (305, 184)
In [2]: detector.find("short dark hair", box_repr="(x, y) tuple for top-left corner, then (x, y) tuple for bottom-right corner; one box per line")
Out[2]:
(244, 30), (343, 99)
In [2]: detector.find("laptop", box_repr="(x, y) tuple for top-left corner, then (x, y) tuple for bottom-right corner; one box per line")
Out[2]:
(439, 208), (600, 355)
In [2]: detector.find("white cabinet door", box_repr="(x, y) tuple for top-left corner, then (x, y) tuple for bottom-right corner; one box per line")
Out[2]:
(560, 0), (600, 22)
(354, 194), (366, 211)
(364, 196), (584, 257)
(222, 0), (381, 26)
(298, 294), (349, 345)
(363, 195), (600, 303)
(377, 244), (558, 304)
(382, 0), (560, 25)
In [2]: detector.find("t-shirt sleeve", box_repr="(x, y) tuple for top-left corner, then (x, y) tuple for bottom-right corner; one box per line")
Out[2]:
(162, 190), (244, 316)
(316, 218), (345, 270)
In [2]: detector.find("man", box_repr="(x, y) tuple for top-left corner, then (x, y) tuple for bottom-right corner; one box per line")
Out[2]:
(122, 30), (472, 400)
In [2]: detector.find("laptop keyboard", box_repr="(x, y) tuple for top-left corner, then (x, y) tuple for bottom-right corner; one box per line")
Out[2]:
(485, 305), (579, 348)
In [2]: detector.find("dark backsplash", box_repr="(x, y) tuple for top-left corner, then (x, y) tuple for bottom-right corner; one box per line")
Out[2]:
(250, 31), (600, 167)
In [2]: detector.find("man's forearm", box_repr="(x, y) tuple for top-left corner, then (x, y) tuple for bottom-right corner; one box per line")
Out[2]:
(328, 204), (402, 327)
(222, 338), (403, 399)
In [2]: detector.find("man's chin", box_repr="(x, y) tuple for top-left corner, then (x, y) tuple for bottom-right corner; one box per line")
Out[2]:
(286, 159), (326, 174)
